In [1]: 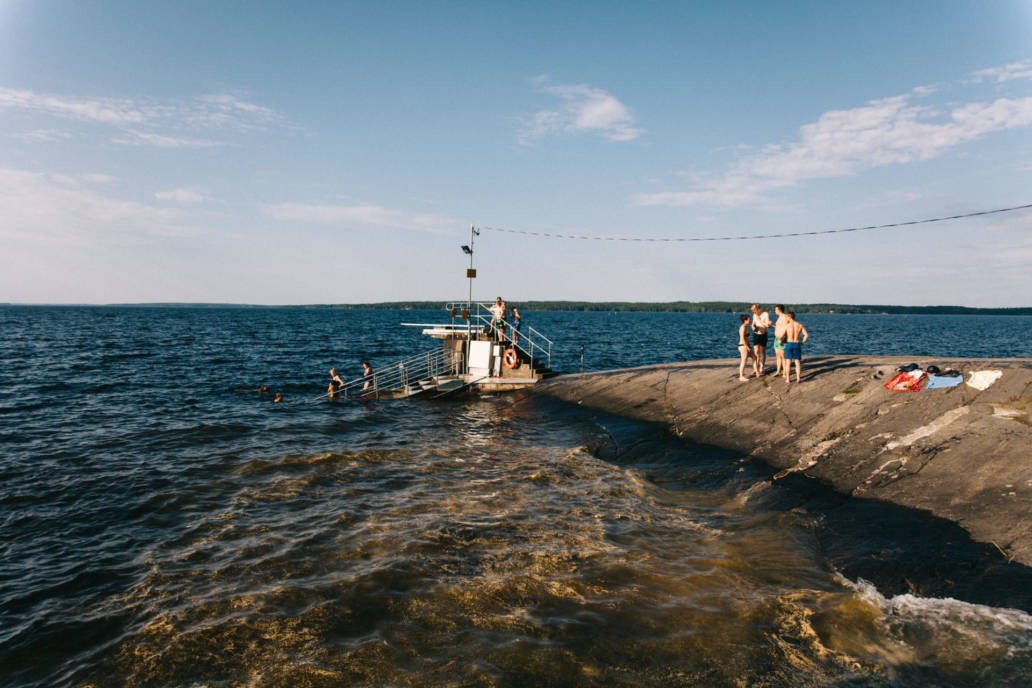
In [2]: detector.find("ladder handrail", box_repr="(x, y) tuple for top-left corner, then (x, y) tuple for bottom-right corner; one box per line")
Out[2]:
(444, 301), (552, 368)
(469, 312), (549, 368)
(333, 302), (554, 400)
(336, 347), (459, 399)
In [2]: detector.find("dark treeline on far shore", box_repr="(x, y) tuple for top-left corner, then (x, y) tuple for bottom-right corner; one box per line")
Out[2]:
(307, 301), (1032, 315)
(13, 302), (1031, 315)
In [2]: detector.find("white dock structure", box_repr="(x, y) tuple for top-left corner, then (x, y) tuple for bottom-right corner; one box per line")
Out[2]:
(336, 302), (555, 399)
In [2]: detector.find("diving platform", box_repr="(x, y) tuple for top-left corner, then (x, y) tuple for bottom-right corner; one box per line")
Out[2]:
(334, 301), (555, 399)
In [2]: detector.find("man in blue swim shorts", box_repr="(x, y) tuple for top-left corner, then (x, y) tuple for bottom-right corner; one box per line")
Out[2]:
(782, 311), (809, 384)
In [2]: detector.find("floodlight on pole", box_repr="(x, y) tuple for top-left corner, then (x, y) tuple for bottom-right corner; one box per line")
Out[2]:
(464, 225), (480, 376)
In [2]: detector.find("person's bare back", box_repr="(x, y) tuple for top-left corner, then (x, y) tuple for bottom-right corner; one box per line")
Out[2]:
(774, 312), (788, 340)
(782, 312), (809, 383)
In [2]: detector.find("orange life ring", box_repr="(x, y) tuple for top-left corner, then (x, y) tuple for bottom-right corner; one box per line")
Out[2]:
(503, 348), (518, 369)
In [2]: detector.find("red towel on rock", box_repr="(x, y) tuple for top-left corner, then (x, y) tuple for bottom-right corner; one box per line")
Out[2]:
(884, 371), (926, 392)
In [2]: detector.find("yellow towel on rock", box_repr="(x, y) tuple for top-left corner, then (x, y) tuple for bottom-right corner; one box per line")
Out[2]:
(965, 370), (1002, 390)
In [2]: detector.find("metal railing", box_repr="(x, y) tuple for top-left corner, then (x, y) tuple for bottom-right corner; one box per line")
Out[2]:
(445, 301), (552, 370)
(336, 347), (461, 399)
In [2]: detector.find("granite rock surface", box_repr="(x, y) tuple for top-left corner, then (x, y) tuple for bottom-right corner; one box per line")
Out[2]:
(537, 356), (1032, 566)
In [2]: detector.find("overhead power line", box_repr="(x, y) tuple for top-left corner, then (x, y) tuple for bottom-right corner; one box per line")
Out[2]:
(477, 202), (1032, 242)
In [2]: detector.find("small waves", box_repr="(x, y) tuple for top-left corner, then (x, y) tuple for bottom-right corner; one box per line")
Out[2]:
(68, 433), (755, 686)
(757, 578), (1032, 686)
(3, 307), (1032, 687)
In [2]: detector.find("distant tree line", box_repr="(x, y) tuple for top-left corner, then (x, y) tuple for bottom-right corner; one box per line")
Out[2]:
(68, 301), (1032, 315)
(314, 301), (1032, 315)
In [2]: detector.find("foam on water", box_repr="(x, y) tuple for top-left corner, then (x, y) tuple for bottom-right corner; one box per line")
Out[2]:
(845, 577), (1032, 663)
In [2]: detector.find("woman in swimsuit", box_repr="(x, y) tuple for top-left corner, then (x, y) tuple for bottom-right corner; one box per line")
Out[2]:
(737, 314), (754, 382)
(751, 304), (772, 377)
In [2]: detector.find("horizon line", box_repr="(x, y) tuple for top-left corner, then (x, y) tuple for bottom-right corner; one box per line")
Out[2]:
(4, 301), (1032, 311)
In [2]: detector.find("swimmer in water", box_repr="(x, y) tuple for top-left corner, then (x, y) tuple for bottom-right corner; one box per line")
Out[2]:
(328, 368), (345, 399)
(273, 392), (283, 403)
(362, 361), (374, 390)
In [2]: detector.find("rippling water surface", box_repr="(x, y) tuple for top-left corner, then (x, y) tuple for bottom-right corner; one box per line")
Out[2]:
(2, 306), (1031, 687)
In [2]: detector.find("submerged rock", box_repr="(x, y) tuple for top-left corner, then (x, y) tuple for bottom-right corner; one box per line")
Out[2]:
(538, 355), (1032, 568)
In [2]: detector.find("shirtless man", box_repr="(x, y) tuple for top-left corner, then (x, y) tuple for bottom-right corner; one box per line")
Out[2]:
(782, 311), (809, 384)
(750, 304), (773, 377)
(771, 305), (788, 376)
(489, 297), (506, 342)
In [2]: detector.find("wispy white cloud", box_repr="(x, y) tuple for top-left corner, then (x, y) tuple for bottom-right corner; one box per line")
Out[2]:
(885, 190), (925, 202)
(0, 87), (155, 124)
(263, 202), (455, 233)
(521, 78), (642, 142)
(31, 171), (117, 188)
(0, 167), (198, 240)
(911, 84), (941, 97)
(197, 94), (278, 119)
(968, 60), (1032, 84)
(155, 187), (210, 203)
(186, 94), (284, 131)
(635, 88), (1032, 208)
(0, 86), (286, 147)
(83, 173), (117, 184)
(111, 129), (222, 148)
(11, 128), (74, 142)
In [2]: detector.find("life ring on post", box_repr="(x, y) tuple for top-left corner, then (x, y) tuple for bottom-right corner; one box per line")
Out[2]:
(503, 348), (518, 369)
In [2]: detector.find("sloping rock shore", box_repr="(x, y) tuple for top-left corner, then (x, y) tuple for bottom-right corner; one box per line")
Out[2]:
(537, 356), (1032, 567)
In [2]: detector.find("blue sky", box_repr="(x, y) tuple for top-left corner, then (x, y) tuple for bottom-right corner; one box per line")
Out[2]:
(1, 1), (1030, 306)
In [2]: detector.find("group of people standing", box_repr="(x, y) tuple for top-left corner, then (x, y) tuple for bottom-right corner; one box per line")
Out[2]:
(737, 304), (809, 384)
(489, 297), (522, 345)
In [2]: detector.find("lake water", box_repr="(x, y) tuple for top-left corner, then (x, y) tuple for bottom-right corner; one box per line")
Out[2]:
(2, 306), (1031, 687)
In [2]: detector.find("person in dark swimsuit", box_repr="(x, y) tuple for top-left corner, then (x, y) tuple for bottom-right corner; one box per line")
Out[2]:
(751, 304), (772, 377)
(737, 314), (754, 381)
(511, 307), (522, 346)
